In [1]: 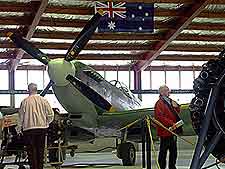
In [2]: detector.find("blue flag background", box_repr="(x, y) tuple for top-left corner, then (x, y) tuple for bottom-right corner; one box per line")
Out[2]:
(95, 2), (154, 33)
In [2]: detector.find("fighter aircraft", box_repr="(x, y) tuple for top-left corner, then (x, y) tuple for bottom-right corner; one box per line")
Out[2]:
(7, 11), (155, 166)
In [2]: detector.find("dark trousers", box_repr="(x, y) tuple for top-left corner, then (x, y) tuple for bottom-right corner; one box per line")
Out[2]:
(158, 136), (177, 169)
(23, 129), (47, 169)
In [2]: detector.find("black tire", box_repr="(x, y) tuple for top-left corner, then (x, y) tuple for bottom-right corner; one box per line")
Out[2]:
(117, 142), (136, 166)
(18, 166), (26, 169)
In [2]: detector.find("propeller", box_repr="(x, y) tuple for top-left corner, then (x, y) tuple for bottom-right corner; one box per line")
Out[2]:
(66, 74), (112, 111)
(40, 80), (54, 97)
(7, 32), (49, 65)
(7, 10), (103, 64)
(64, 11), (103, 62)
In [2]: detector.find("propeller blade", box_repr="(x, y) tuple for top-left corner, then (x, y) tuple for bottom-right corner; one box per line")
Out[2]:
(64, 11), (103, 62)
(40, 80), (54, 97)
(7, 32), (50, 65)
(66, 74), (112, 111)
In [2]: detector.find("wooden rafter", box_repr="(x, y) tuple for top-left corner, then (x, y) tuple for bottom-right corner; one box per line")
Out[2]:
(1, 2), (225, 19)
(0, 52), (216, 61)
(1, 29), (225, 42)
(2, 16), (225, 31)
(9, 0), (48, 70)
(1, 42), (223, 52)
(133, 0), (211, 71)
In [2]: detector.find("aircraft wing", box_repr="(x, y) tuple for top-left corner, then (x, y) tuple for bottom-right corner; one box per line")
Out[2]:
(97, 108), (154, 130)
(97, 104), (194, 136)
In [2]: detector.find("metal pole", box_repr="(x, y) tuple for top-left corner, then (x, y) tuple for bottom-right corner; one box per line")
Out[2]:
(134, 70), (142, 100)
(142, 119), (146, 169)
(178, 66), (181, 89)
(8, 70), (15, 107)
(146, 120), (151, 169)
(199, 131), (223, 168)
(149, 69), (152, 89)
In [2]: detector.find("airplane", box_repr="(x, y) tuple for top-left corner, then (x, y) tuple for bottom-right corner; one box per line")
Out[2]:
(6, 10), (191, 167)
(7, 11), (154, 166)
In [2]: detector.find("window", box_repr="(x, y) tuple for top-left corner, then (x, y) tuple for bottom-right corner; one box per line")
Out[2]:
(130, 71), (134, 90)
(105, 71), (117, 82)
(152, 71), (165, 89)
(170, 94), (194, 104)
(142, 71), (151, 90)
(141, 94), (159, 108)
(181, 71), (194, 89)
(118, 71), (130, 89)
(45, 94), (66, 113)
(44, 71), (52, 90)
(0, 70), (8, 90)
(194, 71), (201, 79)
(28, 70), (44, 90)
(0, 95), (10, 106)
(15, 94), (29, 108)
(15, 70), (27, 90)
(166, 71), (179, 89)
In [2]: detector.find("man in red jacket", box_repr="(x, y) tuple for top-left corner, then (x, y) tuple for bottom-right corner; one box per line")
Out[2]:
(154, 85), (182, 169)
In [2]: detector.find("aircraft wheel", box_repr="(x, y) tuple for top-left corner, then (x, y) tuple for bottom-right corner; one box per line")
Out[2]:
(117, 142), (136, 166)
(18, 165), (26, 169)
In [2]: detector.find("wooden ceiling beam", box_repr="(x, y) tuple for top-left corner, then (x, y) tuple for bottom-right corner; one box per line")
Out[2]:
(157, 54), (216, 61)
(1, 3), (225, 19)
(2, 16), (225, 31)
(2, 29), (225, 42)
(0, 52), (216, 61)
(32, 32), (225, 42)
(46, 7), (225, 19)
(133, 0), (211, 71)
(1, 41), (223, 52)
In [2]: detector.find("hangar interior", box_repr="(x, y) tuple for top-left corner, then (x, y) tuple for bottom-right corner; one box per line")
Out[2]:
(0, 0), (224, 111)
(0, 0), (225, 169)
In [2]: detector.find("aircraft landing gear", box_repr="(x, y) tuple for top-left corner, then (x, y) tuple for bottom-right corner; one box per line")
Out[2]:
(117, 142), (136, 166)
(116, 129), (136, 166)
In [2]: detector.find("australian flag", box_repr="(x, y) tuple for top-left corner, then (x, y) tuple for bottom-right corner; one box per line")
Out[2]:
(95, 1), (154, 32)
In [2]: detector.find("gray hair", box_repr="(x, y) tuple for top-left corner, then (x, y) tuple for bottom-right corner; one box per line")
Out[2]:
(28, 83), (37, 93)
(159, 85), (169, 94)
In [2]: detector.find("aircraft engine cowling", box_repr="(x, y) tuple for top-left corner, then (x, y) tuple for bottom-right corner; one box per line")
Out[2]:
(189, 57), (225, 160)
(47, 109), (71, 144)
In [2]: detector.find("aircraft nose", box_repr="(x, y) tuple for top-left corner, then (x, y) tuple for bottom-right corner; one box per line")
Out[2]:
(47, 58), (75, 86)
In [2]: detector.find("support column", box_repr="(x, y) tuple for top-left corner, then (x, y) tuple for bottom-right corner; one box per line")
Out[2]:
(9, 70), (15, 107)
(134, 70), (142, 100)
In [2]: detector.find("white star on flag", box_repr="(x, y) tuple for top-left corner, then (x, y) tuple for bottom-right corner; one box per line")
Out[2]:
(108, 21), (116, 30)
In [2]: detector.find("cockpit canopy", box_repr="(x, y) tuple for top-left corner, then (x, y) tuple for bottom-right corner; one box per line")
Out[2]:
(109, 80), (135, 99)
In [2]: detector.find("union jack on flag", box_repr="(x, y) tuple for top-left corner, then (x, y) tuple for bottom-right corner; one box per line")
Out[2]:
(95, 1), (126, 19)
(95, 1), (154, 32)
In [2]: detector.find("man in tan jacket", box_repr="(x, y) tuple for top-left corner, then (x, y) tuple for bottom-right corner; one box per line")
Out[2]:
(19, 83), (54, 169)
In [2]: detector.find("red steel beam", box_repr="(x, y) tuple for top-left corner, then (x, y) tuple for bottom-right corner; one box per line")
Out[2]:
(9, 0), (48, 71)
(133, 0), (211, 71)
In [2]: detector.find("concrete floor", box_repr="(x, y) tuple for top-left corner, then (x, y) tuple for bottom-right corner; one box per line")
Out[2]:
(2, 136), (225, 169)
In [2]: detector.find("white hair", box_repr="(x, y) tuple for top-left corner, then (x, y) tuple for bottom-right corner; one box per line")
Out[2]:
(28, 83), (37, 94)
